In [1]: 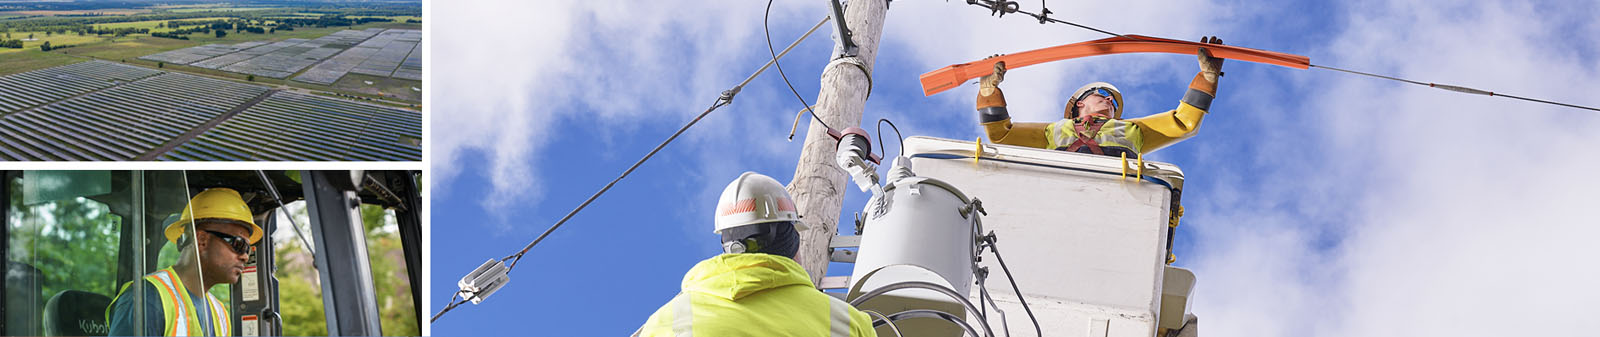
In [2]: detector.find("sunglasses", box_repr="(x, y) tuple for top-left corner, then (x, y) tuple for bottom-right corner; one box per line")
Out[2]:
(1078, 87), (1119, 112)
(204, 230), (254, 255)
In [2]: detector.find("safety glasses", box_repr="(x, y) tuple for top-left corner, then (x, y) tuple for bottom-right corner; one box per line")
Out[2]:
(204, 230), (254, 255)
(1081, 87), (1118, 112)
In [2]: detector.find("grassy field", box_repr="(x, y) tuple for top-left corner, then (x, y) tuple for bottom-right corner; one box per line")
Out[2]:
(0, 50), (86, 76)
(0, 33), (111, 54)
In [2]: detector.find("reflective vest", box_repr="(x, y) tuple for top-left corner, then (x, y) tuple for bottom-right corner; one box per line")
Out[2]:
(106, 267), (231, 336)
(1045, 116), (1144, 158)
(636, 254), (875, 337)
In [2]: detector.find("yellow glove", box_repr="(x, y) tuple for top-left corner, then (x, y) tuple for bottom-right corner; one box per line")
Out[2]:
(1198, 36), (1225, 82)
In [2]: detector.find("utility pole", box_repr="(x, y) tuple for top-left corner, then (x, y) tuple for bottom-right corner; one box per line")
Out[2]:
(788, 0), (888, 284)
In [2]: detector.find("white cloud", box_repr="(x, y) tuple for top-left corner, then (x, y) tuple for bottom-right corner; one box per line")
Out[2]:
(1185, 1), (1600, 336)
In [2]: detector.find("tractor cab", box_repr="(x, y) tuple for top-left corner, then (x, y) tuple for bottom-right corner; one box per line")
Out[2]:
(2, 170), (422, 336)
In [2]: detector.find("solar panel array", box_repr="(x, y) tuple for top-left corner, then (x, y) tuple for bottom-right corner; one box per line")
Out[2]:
(164, 92), (422, 161)
(0, 61), (421, 161)
(136, 28), (423, 81)
(293, 29), (421, 84)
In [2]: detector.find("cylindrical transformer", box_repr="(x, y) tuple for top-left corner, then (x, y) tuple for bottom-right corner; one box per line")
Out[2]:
(847, 175), (977, 336)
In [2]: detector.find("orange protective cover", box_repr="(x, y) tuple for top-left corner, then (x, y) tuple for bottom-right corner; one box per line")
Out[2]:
(919, 35), (1311, 96)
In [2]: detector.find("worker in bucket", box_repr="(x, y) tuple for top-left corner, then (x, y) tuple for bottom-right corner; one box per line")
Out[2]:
(107, 188), (261, 336)
(976, 37), (1228, 158)
(635, 172), (876, 336)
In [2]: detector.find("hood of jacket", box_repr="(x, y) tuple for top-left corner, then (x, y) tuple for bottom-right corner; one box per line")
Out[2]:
(680, 253), (814, 301)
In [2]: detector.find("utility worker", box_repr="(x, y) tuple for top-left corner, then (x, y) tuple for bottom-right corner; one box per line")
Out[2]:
(636, 172), (876, 337)
(977, 37), (1228, 158)
(106, 188), (263, 336)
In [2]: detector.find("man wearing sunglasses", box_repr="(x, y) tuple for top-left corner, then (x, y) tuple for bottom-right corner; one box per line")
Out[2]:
(976, 37), (1228, 158)
(107, 188), (264, 336)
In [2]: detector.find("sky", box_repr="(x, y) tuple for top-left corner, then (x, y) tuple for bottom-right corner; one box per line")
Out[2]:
(428, 0), (1600, 335)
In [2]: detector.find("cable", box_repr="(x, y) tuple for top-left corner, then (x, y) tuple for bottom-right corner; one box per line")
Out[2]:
(986, 237), (1042, 337)
(1309, 64), (1600, 112)
(439, 14), (833, 324)
(504, 96), (730, 270)
(861, 310), (905, 337)
(879, 309), (984, 337)
(875, 118), (904, 158)
(500, 14), (830, 271)
(431, 291), (468, 322)
(964, 0), (1133, 40)
(767, 0), (834, 132)
(254, 170), (316, 256)
(849, 280), (996, 337)
(959, 1), (1600, 113)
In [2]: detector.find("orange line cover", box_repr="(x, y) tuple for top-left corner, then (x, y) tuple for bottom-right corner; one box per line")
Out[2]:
(919, 35), (1311, 96)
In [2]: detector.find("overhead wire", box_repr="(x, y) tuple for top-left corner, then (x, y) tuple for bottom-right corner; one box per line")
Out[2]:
(436, 12), (833, 324)
(958, 0), (1600, 113)
(767, 0), (835, 134)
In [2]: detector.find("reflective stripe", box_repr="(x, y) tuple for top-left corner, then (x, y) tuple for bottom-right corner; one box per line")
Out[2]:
(207, 295), (229, 336)
(1047, 118), (1140, 154)
(828, 298), (853, 337)
(1181, 88), (1214, 111)
(670, 294), (694, 337)
(150, 271), (190, 336)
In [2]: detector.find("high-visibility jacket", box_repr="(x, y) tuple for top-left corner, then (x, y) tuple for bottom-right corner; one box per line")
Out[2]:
(105, 267), (231, 336)
(977, 70), (1218, 156)
(636, 254), (876, 337)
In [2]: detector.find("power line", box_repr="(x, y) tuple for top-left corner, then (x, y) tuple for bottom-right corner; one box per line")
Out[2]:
(767, 0), (834, 132)
(433, 14), (833, 324)
(959, 0), (1600, 113)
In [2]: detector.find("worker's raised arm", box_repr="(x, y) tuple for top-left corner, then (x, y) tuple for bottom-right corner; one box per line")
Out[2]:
(977, 61), (1050, 148)
(1130, 37), (1225, 153)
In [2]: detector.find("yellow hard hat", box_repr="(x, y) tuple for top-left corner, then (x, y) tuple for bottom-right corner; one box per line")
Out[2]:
(166, 188), (263, 245)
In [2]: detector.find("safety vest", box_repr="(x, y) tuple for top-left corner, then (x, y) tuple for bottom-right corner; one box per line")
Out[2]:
(105, 267), (231, 336)
(636, 254), (874, 336)
(1045, 116), (1144, 158)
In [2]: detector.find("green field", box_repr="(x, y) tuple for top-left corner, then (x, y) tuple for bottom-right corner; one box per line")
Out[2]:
(0, 49), (86, 76)
(0, 33), (108, 54)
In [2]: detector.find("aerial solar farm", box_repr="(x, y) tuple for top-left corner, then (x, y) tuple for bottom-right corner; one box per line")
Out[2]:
(0, 1), (422, 161)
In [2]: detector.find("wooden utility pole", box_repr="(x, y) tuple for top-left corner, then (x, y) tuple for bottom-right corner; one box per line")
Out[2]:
(788, 0), (888, 284)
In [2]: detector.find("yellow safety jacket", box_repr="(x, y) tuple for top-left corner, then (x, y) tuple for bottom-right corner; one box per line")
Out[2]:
(105, 267), (231, 336)
(978, 71), (1217, 156)
(636, 254), (876, 337)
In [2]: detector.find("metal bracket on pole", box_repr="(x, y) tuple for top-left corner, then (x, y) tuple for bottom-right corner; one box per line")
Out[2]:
(829, 235), (860, 265)
(829, 0), (858, 57)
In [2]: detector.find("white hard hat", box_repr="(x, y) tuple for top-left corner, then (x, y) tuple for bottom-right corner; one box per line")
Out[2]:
(1065, 82), (1124, 119)
(714, 172), (805, 234)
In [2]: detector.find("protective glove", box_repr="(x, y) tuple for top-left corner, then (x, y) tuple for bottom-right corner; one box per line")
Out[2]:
(1198, 36), (1225, 82)
(979, 61), (1007, 96)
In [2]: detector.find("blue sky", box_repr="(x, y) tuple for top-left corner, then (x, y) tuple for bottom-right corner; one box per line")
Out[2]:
(428, 0), (1600, 335)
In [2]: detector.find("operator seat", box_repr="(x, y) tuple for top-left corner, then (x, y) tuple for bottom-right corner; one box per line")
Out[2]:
(43, 290), (112, 336)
